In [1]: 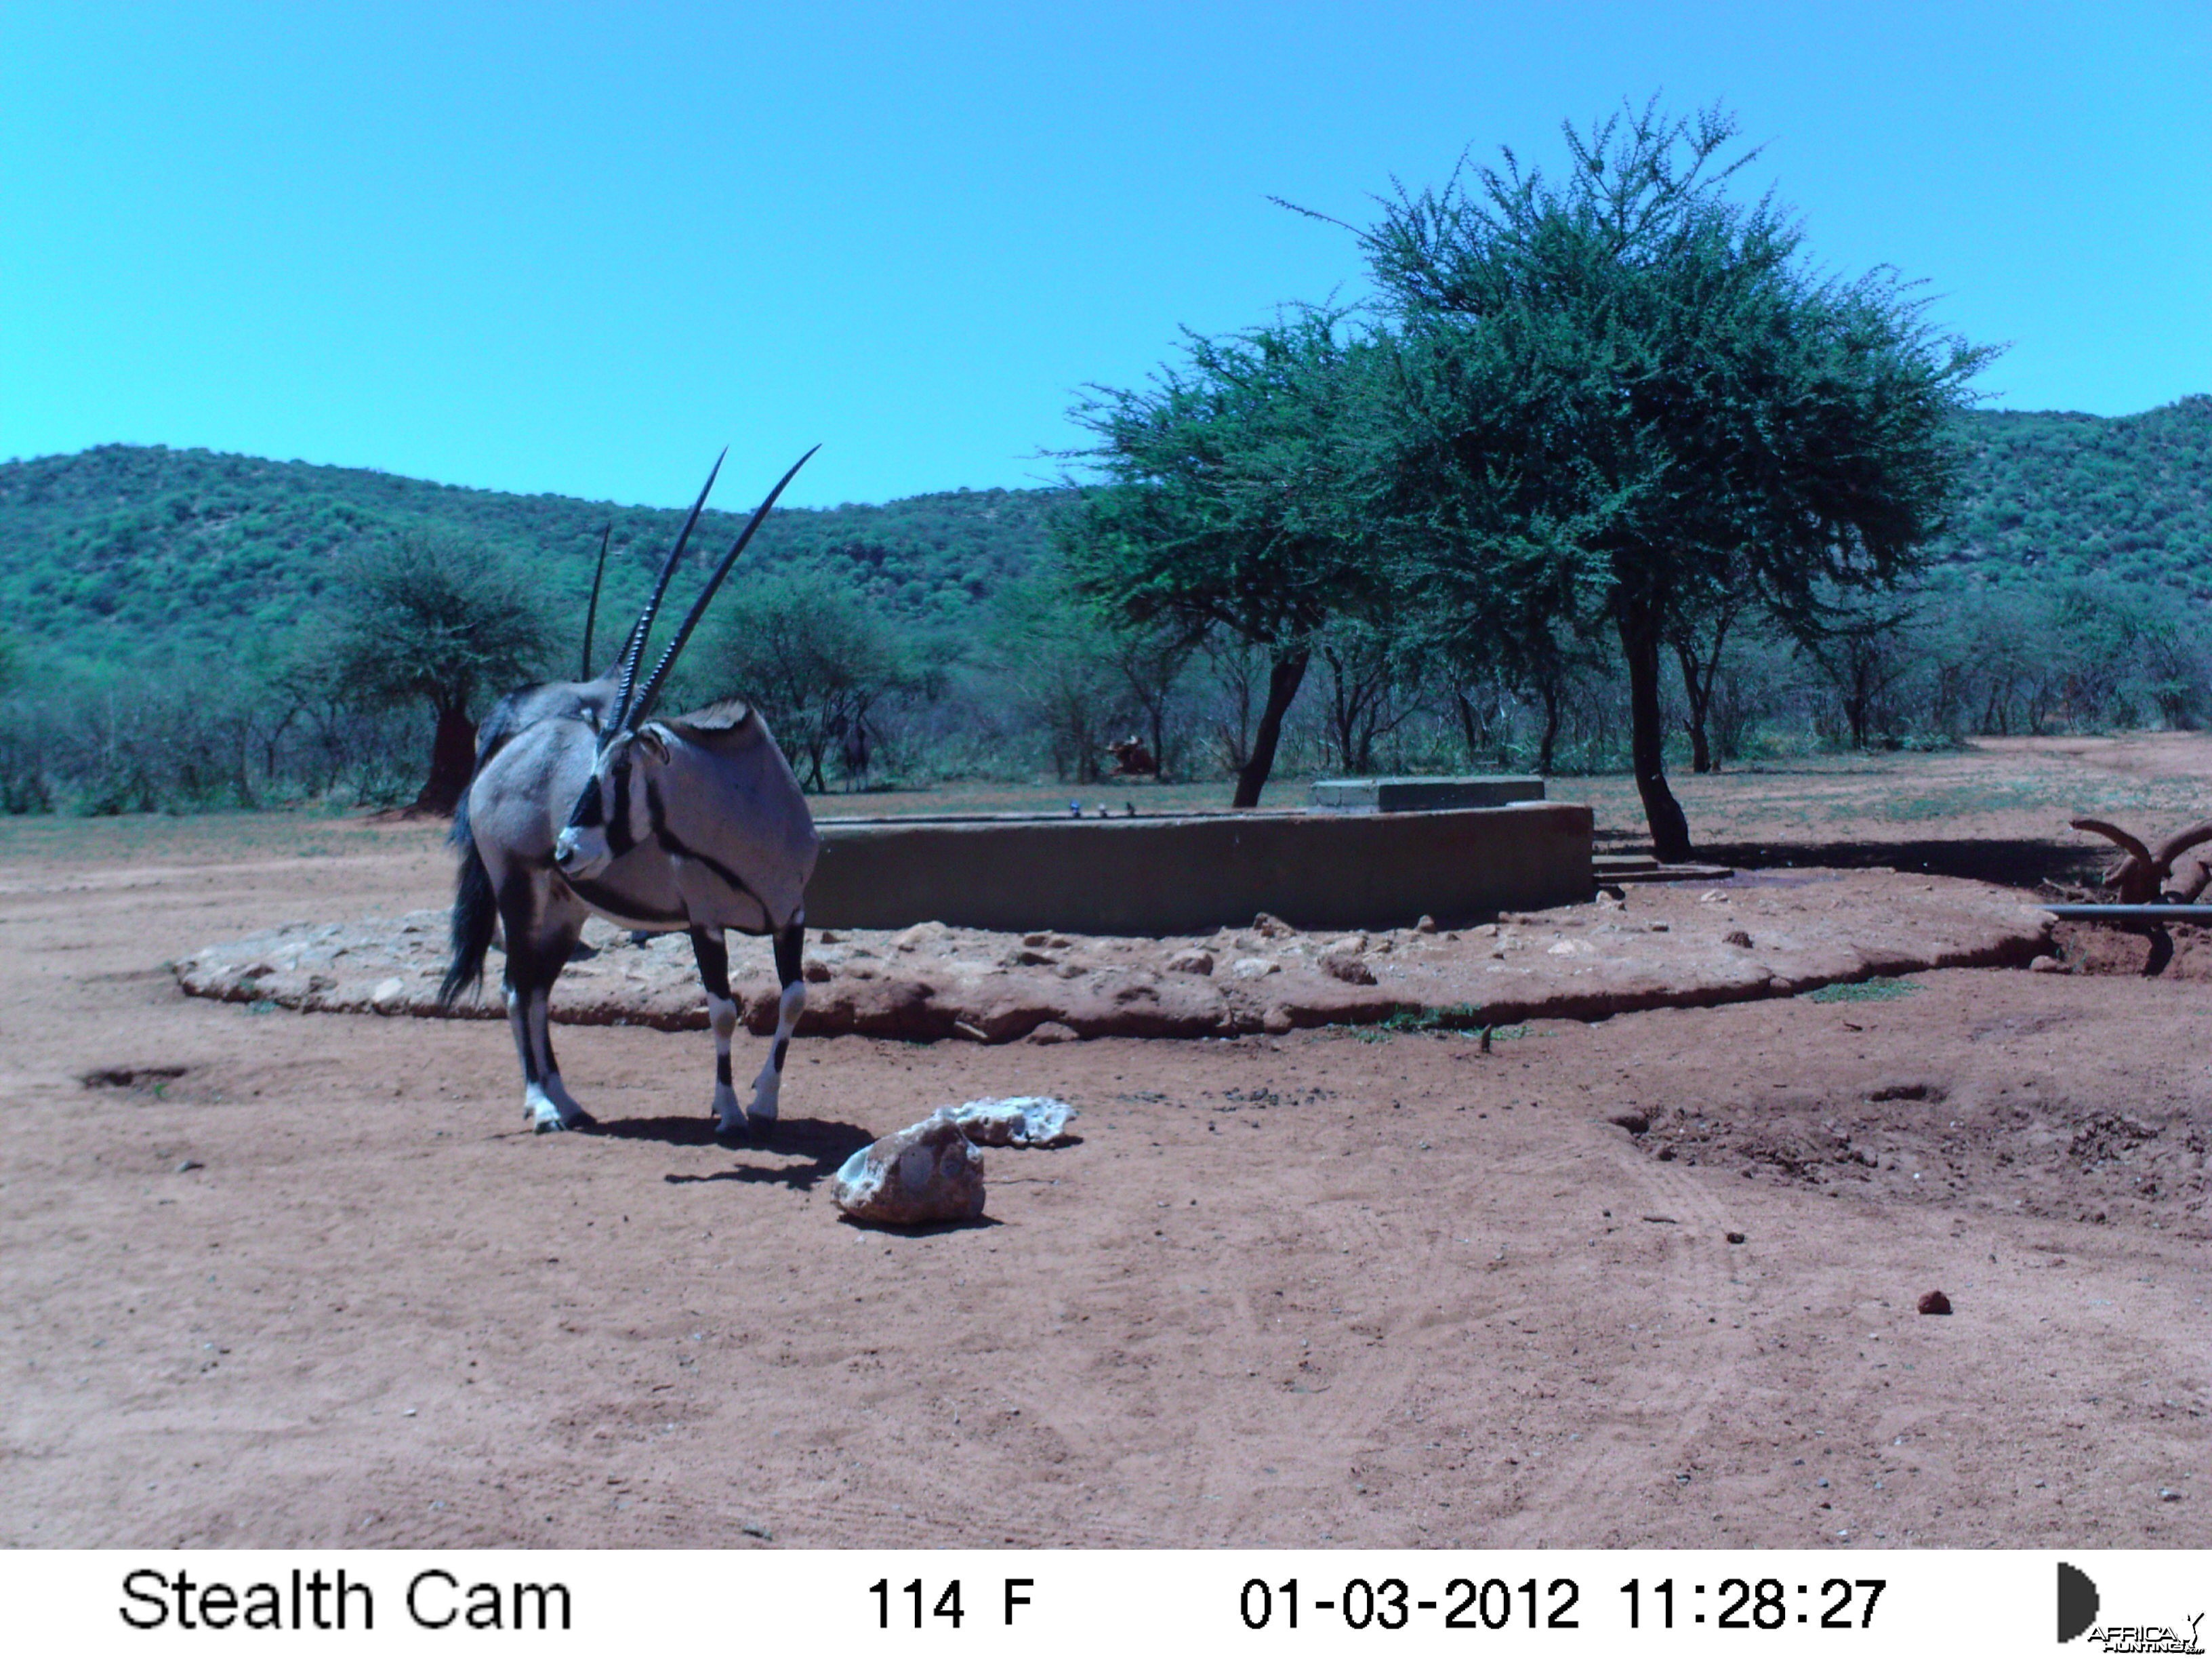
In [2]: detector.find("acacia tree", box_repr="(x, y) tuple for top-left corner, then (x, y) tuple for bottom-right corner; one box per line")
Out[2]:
(1059, 310), (1385, 806)
(703, 562), (922, 792)
(1355, 99), (1991, 857)
(320, 533), (549, 814)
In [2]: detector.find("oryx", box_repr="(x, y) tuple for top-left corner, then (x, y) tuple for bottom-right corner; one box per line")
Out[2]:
(438, 450), (821, 1138)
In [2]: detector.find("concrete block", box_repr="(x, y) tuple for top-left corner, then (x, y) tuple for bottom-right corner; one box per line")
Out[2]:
(805, 801), (1593, 935)
(1309, 775), (1546, 813)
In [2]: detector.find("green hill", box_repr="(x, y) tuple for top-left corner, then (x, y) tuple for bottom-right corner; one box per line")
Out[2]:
(0, 445), (1064, 668)
(1932, 395), (2212, 598)
(2, 395), (2207, 668)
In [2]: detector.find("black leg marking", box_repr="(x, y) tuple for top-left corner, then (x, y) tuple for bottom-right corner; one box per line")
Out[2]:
(770, 919), (804, 1073)
(495, 870), (544, 1088)
(691, 924), (736, 1092)
(691, 924), (731, 997)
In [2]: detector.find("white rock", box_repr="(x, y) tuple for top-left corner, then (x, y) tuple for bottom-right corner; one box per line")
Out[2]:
(1231, 958), (1279, 980)
(830, 1108), (986, 1226)
(950, 1096), (1078, 1147)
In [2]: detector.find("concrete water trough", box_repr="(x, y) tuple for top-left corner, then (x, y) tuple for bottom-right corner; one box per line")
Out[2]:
(804, 798), (1593, 935)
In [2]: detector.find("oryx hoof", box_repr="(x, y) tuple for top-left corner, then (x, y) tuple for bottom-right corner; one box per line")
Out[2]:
(531, 1107), (594, 1134)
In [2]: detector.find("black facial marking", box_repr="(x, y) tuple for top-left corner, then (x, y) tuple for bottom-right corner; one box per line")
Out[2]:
(567, 775), (605, 830)
(605, 762), (635, 856)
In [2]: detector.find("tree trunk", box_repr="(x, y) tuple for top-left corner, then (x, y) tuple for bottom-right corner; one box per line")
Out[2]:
(1232, 649), (1309, 808)
(1676, 638), (1714, 774)
(1674, 607), (1734, 775)
(1618, 598), (1693, 861)
(415, 703), (478, 816)
(1537, 676), (1563, 776)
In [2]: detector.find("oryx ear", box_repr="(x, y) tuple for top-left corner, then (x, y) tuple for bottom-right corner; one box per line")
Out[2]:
(636, 723), (674, 765)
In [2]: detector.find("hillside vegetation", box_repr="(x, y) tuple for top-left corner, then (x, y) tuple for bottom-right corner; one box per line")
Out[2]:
(0, 445), (1061, 668)
(1933, 397), (2212, 598)
(2, 398), (2208, 670)
(0, 397), (2207, 818)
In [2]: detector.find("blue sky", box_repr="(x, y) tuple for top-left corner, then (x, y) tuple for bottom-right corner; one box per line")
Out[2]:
(3, 1), (2206, 510)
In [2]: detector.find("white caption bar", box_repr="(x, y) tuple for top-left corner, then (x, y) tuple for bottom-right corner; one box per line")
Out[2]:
(5, 1549), (2203, 1655)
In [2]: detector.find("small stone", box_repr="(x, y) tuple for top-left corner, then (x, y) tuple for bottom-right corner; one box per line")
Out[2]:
(1322, 954), (1376, 985)
(1607, 1111), (1650, 1135)
(816, 929), (842, 943)
(803, 959), (833, 982)
(1165, 948), (1214, 976)
(1917, 1290), (1952, 1315)
(1261, 1006), (1295, 1036)
(893, 921), (949, 951)
(1026, 1021), (1078, 1045)
(176, 1159), (204, 1174)
(1415, 914), (1437, 933)
(1231, 958), (1278, 980)
(1023, 931), (1051, 947)
(2029, 954), (2063, 973)
(830, 1109), (986, 1227)
(1723, 930), (1753, 948)
(1725, 1231), (1746, 1244)
(370, 977), (407, 1010)
(2158, 1488), (2183, 1501)
(1252, 912), (1297, 939)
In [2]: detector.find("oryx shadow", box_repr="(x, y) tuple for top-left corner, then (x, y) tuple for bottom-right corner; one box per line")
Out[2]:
(615, 1114), (877, 1191)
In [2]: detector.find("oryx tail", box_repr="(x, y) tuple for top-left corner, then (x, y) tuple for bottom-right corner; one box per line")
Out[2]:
(441, 787), (499, 1008)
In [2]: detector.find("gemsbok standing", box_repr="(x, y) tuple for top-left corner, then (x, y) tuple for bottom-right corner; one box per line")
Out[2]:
(439, 451), (821, 1139)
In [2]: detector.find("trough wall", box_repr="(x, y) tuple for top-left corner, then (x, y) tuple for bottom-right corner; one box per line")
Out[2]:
(804, 801), (1593, 935)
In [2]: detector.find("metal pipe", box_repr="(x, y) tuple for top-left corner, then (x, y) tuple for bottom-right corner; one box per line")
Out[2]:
(2042, 904), (2212, 921)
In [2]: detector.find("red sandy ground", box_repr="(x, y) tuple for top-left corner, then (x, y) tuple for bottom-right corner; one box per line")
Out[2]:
(1, 739), (2207, 1549)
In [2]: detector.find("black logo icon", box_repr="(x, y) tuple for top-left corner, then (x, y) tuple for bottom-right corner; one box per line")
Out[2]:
(2060, 1563), (2101, 1644)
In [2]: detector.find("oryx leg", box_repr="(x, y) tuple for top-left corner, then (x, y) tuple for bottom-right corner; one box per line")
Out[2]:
(747, 916), (808, 1130)
(689, 924), (745, 1137)
(498, 873), (590, 1132)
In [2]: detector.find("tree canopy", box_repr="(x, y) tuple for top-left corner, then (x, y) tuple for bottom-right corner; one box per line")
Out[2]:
(1059, 309), (1388, 805)
(317, 532), (550, 813)
(1355, 98), (1994, 855)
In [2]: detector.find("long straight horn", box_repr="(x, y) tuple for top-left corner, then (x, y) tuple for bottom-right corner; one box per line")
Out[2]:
(624, 445), (819, 731)
(610, 449), (728, 735)
(579, 524), (611, 679)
